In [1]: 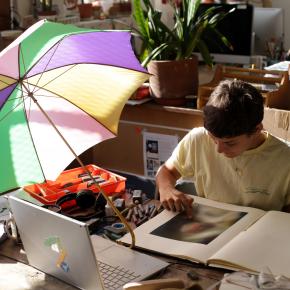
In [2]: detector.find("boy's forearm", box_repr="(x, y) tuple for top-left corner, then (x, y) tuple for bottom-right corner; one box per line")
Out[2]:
(156, 164), (179, 196)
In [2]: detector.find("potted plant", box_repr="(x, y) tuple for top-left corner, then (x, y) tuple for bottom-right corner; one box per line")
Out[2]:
(132, 0), (233, 105)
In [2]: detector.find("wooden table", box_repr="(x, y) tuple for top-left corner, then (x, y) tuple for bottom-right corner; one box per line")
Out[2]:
(0, 237), (227, 290)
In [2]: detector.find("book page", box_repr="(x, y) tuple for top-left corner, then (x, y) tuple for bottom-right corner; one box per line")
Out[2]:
(209, 211), (290, 278)
(120, 196), (264, 264)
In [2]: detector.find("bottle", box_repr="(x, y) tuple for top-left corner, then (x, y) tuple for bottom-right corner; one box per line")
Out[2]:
(105, 197), (114, 216)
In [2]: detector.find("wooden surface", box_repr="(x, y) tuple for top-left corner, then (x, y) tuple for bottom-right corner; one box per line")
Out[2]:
(0, 237), (226, 290)
(197, 64), (290, 110)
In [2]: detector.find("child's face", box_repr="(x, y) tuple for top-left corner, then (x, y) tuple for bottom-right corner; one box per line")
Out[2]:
(208, 132), (263, 158)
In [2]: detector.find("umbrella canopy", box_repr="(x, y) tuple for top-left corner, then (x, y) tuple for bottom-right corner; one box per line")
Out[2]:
(0, 20), (149, 194)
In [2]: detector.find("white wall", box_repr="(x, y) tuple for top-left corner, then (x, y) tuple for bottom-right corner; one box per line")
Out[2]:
(15, 0), (31, 18)
(152, 0), (174, 29)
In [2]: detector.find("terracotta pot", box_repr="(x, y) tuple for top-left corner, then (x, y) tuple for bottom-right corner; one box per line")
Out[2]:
(147, 57), (199, 106)
(78, 3), (93, 19)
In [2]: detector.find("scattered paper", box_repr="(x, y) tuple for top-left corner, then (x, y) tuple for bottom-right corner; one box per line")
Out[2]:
(265, 61), (290, 71)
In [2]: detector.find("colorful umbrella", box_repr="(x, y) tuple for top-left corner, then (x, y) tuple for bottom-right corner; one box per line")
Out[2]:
(0, 20), (149, 194)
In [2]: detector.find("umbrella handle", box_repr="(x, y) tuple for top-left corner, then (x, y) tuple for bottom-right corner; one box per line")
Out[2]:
(29, 93), (136, 248)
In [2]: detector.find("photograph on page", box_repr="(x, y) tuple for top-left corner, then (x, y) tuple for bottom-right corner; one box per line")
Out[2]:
(151, 204), (247, 244)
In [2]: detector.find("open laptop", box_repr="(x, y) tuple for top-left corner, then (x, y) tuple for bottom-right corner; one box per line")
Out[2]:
(8, 195), (169, 290)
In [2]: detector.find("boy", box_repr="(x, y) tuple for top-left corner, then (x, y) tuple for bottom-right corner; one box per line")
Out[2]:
(156, 80), (290, 217)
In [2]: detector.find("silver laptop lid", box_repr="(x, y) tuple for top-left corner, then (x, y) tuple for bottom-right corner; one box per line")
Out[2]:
(9, 195), (104, 290)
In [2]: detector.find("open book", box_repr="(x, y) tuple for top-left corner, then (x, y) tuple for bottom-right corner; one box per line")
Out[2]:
(119, 196), (290, 278)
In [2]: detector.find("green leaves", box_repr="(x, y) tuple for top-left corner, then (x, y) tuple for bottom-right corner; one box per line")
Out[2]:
(132, 0), (233, 67)
(132, 0), (149, 41)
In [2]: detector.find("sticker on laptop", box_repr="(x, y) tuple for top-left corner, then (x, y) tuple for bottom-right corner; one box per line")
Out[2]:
(44, 236), (70, 272)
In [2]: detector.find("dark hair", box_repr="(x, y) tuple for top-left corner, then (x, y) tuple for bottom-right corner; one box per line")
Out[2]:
(203, 79), (264, 138)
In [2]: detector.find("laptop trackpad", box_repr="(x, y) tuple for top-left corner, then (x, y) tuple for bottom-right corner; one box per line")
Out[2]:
(91, 235), (118, 253)
(91, 236), (164, 274)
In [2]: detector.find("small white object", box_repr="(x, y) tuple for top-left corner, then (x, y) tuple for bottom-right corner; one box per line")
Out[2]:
(105, 197), (114, 216)
(100, 0), (114, 14)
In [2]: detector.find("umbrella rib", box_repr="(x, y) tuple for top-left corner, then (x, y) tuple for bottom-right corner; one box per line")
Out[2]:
(22, 94), (47, 183)
(31, 64), (77, 95)
(19, 86), (131, 234)
(25, 93), (33, 121)
(0, 76), (17, 86)
(26, 91), (135, 247)
(29, 87), (116, 136)
(0, 79), (24, 96)
(0, 95), (26, 123)
(32, 92), (62, 99)
(3, 96), (25, 103)
(19, 44), (33, 93)
(30, 40), (64, 95)
(23, 34), (67, 80)
(0, 79), (13, 86)
(5, 85), (26, 95)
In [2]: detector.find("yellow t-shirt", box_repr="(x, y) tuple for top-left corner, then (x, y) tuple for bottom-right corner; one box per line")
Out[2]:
(170, 127), (290, 211)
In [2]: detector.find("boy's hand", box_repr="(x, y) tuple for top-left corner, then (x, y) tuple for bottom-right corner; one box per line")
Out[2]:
(160, 188), (194, 218)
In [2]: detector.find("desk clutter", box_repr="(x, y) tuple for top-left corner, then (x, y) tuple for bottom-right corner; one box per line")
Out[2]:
(102, 189), (163, 241)
(218, 269), (290, 290)
(6, 181), (285, 289)
(21, 164), (162, 240)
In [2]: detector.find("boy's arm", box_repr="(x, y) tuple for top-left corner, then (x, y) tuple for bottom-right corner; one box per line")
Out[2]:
(156, 160), (193, 218)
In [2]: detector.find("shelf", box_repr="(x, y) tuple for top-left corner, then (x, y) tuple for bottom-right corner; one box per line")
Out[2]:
(197, 64), (290, 110)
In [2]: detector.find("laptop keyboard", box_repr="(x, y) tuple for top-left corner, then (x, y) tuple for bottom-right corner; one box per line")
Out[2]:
(98, 261), (141, 290)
